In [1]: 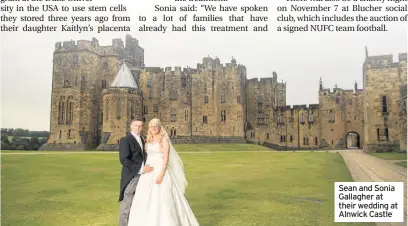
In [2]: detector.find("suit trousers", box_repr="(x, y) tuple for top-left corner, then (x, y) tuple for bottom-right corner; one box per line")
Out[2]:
(119, 175), (140, 226)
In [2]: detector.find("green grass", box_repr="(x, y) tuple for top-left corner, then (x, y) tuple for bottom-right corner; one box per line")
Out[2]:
(1, 144), (374, 226)
(368, 152), (407, 160)
(395, 161), (407, 168)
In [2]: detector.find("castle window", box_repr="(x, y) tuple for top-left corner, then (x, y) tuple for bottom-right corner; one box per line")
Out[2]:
(58, 96), (66, 124)
(149, 89), (153, 98)
(59, 130), (62, 139)
(103, 61), (108, 71)
(237, 96), (241, 103)
(303, 137), (309, 145)
(203, 115), (208, 123)
(153, 104), (158, 112)
(266, 133), (269, 139)
(277, 113), (284, 124)
(130, 101), (135, 120)
(170, 127), (177, 136)
(81, 75), (86, 90)
(221, 95), (226, 103)
(185, 110), (188, 121)
(171, 109), (176, 122)
(143, 105), (148, 114)
(68, 129), (71, 138)
(63, 73), (71, 87)
(181, 77), (186, 87)
(116, 98), (122, 120)
(102, 80), (107, 89)
(66, 96), (74, 125)
(147, 79), (151, 88)
(73, 54), (79, 65)
(221, 110), (226, 122)
(315, 137), (318, 145)
(382, 96), (388, 113)
(204, 83), (207, 93)
(308, 112), (314, 123)
(329, 110), (335, 122)
(290, 135), (293, 142)
(300, 114), (305, 123)
(258, 96), (263, 108)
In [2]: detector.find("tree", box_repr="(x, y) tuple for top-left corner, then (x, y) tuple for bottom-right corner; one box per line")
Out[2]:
(1, 133), (10, 144)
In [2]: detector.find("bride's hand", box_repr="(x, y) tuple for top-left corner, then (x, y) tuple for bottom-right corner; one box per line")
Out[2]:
(155, 176), (163, 184)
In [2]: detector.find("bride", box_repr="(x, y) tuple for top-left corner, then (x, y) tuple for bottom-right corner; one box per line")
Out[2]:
(127, 118), (200, 226)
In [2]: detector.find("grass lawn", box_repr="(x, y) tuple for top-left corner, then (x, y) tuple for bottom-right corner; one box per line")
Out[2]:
(2, 144), (374, 226)
(368, 152), (407, 160)
(396, 161), (407, 168)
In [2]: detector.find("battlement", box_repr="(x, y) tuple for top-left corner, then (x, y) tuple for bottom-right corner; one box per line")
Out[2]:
(277, 82), (286, 88)
(55, 38), (123, 56)
(54, 34), (144, 58)
(196, 56), (245, 71)
(365, 52), (407, 69)
(260, 77), (273, 83)
(320, 87), (364, 95)
(164, 66), (197, 74)
(143, 67), (163, 74)
(143, 66), (198, 74)
(399, 53), (407, 61)
(247, 73), (286, 89)
(277, 104), (319, 111)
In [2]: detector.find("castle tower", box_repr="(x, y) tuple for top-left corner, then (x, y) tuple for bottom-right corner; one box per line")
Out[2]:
(97, 63), (143, 150)
(363, 52), (407, 152)
(319, 77), (323, 91)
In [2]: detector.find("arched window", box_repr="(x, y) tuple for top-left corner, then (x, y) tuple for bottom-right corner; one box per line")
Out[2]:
(329, 110), (335, 122)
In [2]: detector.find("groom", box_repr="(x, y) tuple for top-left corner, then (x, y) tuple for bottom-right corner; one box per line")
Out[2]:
(118, 118), (153, 226)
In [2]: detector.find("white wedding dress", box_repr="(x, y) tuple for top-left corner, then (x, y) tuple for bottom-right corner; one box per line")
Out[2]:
(128, 142), (199, 226)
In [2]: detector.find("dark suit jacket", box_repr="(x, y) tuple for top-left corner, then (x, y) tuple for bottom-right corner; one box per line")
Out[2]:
(118, 133), (146, 202)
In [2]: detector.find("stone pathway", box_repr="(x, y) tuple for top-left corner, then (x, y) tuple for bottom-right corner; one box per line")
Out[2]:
(339, 149), (407, 226)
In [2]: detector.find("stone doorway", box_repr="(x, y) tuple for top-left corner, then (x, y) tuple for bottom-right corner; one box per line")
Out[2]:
(346, 132), (360, 149)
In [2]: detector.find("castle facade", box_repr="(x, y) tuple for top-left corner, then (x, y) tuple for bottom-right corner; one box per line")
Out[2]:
(40, 35), (407, 152)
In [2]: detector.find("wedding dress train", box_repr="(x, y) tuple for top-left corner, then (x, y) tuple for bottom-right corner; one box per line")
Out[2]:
(128, 142), (199, 226)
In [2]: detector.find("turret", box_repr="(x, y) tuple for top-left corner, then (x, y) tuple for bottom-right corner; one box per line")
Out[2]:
(319, 77), (323, 91)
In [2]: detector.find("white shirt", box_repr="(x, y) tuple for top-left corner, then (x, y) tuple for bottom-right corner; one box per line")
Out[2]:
(131, 131), (144, 174)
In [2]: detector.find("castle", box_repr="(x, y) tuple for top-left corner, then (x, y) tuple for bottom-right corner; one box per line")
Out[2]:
(39, 34), (407, 152)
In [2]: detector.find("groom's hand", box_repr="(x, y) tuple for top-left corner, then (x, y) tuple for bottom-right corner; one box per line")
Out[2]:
(143, 165), (154, 173)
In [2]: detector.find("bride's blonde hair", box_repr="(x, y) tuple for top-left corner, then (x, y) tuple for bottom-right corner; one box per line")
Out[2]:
(145, 118), (165, 150)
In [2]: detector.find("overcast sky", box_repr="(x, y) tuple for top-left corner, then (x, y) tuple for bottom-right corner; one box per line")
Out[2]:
(1, 0), (407, 131)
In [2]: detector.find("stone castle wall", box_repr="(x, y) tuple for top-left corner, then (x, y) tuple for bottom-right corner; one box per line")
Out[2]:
(363, 53), (407, 152)
(41, 35), (407, 152)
